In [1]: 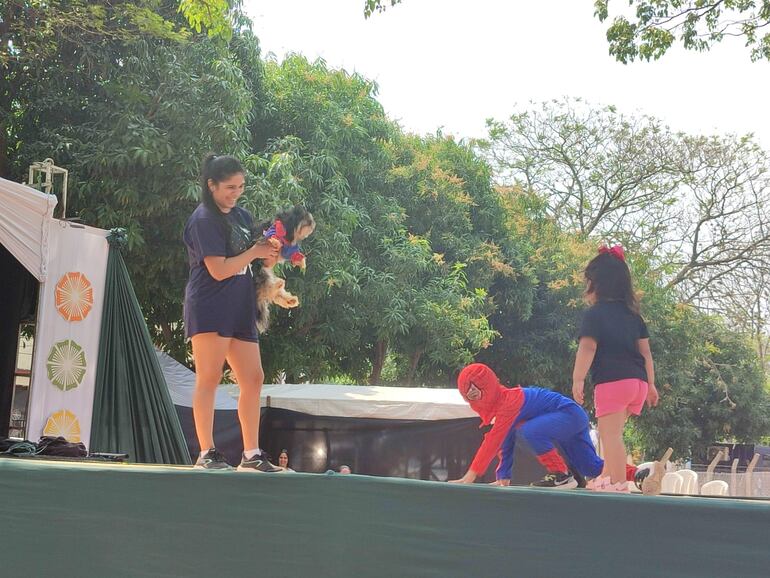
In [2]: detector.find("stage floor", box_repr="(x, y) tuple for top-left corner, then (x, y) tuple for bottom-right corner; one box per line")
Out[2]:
(2, 457), (770, 577)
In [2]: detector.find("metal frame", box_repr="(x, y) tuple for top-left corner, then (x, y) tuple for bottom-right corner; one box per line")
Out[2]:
(28, 158), (69, 218)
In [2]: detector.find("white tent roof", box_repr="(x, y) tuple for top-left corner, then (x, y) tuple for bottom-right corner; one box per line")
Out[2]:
(0, 177), (57, 281)
(260, 383), (476, 421)
(157, 351), (476, 421)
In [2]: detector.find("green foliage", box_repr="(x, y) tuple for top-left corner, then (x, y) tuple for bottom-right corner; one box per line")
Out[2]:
(246, 56), (498, 385)
(5, 3), (770, 456)
(634, 298), (770, 461)
(3, 0), (260, 361)
(363, 0), (402, 18)
(596, 0), (770, 63)
(478, 187), (592, 392)
(178, 0), (235, 41)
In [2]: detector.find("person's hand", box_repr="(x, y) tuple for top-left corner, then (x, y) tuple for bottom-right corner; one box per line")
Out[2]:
(262, 254), (279, 268)
(572, 380), (585, 405)
(448, 471), (477, 484)
(250, 238), (280, 260)
(646, 384), (659, 408)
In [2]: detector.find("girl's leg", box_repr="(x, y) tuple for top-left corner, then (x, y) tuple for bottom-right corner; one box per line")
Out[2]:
(191, 332), (231, 452)
(597, 410), (628, 484)
(226, 338), (265, 452)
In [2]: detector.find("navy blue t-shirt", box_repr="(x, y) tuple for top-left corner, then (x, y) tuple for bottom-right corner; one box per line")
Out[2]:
(183, 204), (259, 341)
(578, 301), (649, 385)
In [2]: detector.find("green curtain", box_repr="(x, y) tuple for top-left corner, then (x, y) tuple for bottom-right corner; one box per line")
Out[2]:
(90, 232), (190, 464)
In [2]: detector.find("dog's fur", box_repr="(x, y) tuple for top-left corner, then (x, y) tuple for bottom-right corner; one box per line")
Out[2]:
(252, 206), (315, 333)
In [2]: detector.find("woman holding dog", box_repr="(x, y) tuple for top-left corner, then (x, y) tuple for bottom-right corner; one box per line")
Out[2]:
(183, 154), (282, 472)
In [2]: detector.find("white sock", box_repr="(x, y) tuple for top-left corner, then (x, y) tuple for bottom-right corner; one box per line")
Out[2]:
(199, 448), (213, 459)
(244, 448), (262, 460)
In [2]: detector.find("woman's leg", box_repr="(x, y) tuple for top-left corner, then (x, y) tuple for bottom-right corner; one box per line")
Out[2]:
(226, 339), (265, 452)
(597, 410), (628, 484)
(191, 332), (231, 452)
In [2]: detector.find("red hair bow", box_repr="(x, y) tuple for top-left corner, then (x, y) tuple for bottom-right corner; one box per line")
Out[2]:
(599, 244), (625, 262)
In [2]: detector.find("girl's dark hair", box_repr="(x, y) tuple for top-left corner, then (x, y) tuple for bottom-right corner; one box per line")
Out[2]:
(200, 153), (244, 215)
(584, 252), (640, 314)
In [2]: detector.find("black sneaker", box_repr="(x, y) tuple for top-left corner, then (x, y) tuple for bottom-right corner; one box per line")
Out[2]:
(237, 451), (283, 473)
(194, 448), (232, 470)
(572, 469), (587, 489)
(531, 472), (578, 489)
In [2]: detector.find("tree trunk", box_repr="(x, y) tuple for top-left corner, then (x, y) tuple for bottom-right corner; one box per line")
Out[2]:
(406, 347), (424, 384)
(161, 322), (173, 344)
(369, 338), (387, 385)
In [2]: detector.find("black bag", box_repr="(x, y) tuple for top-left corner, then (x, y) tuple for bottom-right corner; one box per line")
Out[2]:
(36, 436), (87, 457)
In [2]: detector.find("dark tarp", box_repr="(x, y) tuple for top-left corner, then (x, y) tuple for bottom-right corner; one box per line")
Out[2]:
(175, 405), (556, 484)
(0, 244), (37, 437)
(2, 458), (770, 577)
(90, 241), (190, 464)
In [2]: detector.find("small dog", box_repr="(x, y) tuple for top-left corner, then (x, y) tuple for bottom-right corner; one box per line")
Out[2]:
(252, 206), (315, 333)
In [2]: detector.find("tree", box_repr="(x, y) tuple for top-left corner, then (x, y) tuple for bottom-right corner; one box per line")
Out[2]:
(696, 261), (770, 371)
(661, 134), (770, 301)
(178, 0), (238, 40)
(480, 100), (680, 244)
(482, 100), (770, 457)
(250, 57), (499, 385)
(3, 0), (260, 361)
(632, 299), (770, 460)
(364, 0), (402, 18)
(480, 99), (770, 313)
(1, 0), (193, 179)
(595, 0), (770, 63)
(478, 186), (594, 391)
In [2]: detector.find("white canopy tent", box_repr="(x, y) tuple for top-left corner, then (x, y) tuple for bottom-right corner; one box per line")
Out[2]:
(0, 176), (58, 282)
(2, 175), (191, 463)
(157, 350), (476, 421)
(1, 176), (109, 446)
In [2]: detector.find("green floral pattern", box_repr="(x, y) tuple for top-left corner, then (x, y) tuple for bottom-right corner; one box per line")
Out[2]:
(46, 339), (87, 391)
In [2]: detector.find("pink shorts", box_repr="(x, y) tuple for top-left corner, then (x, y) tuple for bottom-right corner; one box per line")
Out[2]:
(594, 378), (648, 418)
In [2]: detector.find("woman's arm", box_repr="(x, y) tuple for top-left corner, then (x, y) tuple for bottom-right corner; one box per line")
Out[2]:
(204, 238), (280, 281)
(638, 338), (659, 407)
(572, 336), (597, 405)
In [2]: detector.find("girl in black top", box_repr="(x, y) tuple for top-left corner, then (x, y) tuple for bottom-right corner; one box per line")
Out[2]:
(572, 245), (659, 492)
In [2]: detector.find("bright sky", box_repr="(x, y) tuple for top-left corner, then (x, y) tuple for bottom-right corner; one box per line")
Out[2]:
(247, 0), (770, 148)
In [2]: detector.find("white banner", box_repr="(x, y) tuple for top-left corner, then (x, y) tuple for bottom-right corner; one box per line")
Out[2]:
(26, 221), (109, 448)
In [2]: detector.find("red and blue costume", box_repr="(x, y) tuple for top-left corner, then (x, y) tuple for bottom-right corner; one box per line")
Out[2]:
(263, 219), (306, 268)
(458, 363), (604, 481)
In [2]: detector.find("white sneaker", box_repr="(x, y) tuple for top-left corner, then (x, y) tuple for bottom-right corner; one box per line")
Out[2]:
(587, 476), (610, 491)
(602, 481), (630, 493)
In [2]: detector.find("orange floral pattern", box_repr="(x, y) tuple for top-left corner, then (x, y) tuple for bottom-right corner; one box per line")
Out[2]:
(55, 272), (93, 321)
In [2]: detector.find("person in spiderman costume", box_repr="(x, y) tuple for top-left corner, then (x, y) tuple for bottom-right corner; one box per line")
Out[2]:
(449, 363), (634, 489)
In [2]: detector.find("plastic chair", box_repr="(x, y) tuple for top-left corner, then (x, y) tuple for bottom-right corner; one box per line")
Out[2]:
(700, 480), (729, 496)
(637, 461), (655, 473)
(661, 472), (684, 494)
(676, 469), (698, 494)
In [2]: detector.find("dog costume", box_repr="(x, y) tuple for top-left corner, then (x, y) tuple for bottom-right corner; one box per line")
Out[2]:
(263, 219), (307, 269)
